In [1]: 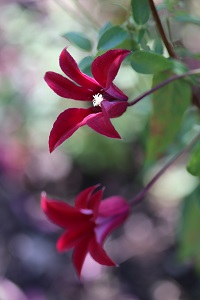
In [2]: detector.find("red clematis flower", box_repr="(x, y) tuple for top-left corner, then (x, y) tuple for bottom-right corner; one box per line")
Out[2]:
(41, 185), (130, 277)
(45, 48), (131, 152)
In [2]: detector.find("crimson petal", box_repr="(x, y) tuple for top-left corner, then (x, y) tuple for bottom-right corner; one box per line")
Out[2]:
(59, 48), (100, 91)
(72, 237), (91, 277)
(89, 237), (116, 266)
(87, 189), (104, 218)
(86, 104), (121, 139)
(75, 185), (98, 209)
(102, 100), (128, 118)
(95, 196), (130, 244)
(49, 107), (96, 152)
(106, 82), (128, 101)
(41, 193), (92, 228)
(98, 196), (130, 217)
(56, 222), (92, 252)
(91, 49), (131, 89)
(44, 72), (93, 100)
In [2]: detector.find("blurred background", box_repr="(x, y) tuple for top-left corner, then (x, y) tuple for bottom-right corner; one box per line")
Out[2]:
(0, 0), (200, 299)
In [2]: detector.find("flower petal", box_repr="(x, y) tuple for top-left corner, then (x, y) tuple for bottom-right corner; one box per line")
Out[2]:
(96, 213), (129, 245)
(91, 49), (131, 89)
(86, 104), (121, 139)
(41, 192), (92, 228)
(49, 107), (98, 152)
(99, 196), (130, 217)
(101, 100), (128, 118)
(59, 48), (100, 91)
(44, 71), (94, 100)
(75, 184), (101, 209)
(88, 189), (104, 219)
(95, 196), (130, 244)
(106, 82), (128, 101)
(89, 237), (116, 266)
(56, 222), (92, 252)
(72, 237), (91, 277)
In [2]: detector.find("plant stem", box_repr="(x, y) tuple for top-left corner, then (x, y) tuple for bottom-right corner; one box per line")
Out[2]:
(128, 68), (200, 107)
(148, 0), (176, 58)
(130, 131), (200, 206)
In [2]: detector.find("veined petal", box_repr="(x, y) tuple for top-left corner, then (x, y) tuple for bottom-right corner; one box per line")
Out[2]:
(56, 222), (93, 252)
(41, 192), (92, 228)
(75, 185), (100, 209)
(101, 100), (128, 118)
(86, 104), (121, 139)
(49, 107), (98, 152)
(44, 72), (94, 100)
(91, 49), (131, 89)
(106, 82), (128, 101)
(89, 237), (116, 266)
(59, 48), (100, 91)
(72, 237), (91, 277)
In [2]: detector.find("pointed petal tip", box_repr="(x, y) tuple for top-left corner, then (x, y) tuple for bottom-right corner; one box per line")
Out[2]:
(41, 192), (52, 217)
(56, 239), (66, 253)
(41, 191), (47, 198)
(41, 192), (47, 210)
(49, 142), (55, 154)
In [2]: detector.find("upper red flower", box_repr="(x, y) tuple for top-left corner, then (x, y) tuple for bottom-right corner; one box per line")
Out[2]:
(45, 48), (131, 152)
(41, 185), (130, 277)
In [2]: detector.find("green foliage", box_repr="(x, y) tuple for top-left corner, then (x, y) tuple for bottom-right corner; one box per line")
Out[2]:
(146, 71), (192, 162)
(130, 51), (173, 74)
(153, 37), (164, 54)
(97, 25), (129, 51)
(78, 56), (93, 76)
(178, 186), (200, 269)
(175, 13), (200, 26)
(62, 32), (92, 51)
(131, 0), (150, 25)
(187, 143), (200, 177)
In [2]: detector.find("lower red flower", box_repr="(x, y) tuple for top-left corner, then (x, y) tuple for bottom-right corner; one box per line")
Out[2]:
(41, 185), (130, 277)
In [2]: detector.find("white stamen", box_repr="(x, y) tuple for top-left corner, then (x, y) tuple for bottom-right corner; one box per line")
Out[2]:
(92, 93), (103, 107)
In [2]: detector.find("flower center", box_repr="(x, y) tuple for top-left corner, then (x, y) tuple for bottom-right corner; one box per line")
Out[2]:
(92, 93), (103, 107)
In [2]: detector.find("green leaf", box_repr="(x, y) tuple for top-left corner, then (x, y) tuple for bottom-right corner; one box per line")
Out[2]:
(130, 51), (173, 74)
(178, 186), (200, 268)
(98, 22), (113, 40)
(171, 59), (188, 75)
(97, 25), (128, 51)
(62, 32), (92, 51)
(187, 143), (200, 177)
(78, 56), (93, 77)
(175, 14), (200, 26)
(153, 37), (164, 54)
(78, 56), (93, 76)
(131, 0), (150, 25)
(146, 71), (192, 162)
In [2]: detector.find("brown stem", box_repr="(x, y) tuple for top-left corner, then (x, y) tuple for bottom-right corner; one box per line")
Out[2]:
(148, 0), (177, 58)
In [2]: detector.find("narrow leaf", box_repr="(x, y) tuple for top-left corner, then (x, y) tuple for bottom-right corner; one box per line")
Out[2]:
(175, 14), (200, 26)
(63, 32), (92, 51)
